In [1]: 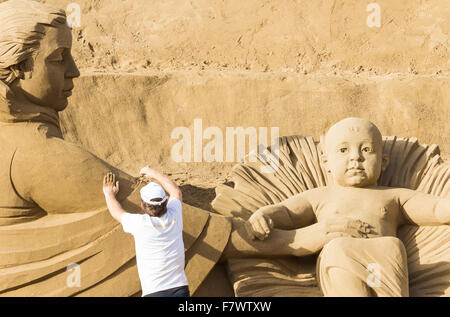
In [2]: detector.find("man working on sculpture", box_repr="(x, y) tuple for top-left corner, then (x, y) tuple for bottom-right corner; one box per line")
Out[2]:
(246, 117), (450, 297)
(103, 167), (189, 297)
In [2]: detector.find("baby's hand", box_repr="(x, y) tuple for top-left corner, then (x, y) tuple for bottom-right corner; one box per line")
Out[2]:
(245, 211), (274, 241)
(324, 217), (373, 242)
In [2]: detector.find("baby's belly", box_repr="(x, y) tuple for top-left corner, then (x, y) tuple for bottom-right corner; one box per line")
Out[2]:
(318, 211), (398, 238)
(356, 215), (397, 237)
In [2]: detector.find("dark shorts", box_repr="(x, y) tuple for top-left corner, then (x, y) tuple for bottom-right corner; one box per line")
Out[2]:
(143, 285), (190, 297)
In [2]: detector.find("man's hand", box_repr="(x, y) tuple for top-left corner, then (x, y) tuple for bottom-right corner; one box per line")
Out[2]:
(323, 217), (373, 243)
(139, 165), (157, 179)
(245, 210), (275, 241)
(102, 172), (126, 223)
(103, 172), (119, 196)
(138, 166), (183, 202)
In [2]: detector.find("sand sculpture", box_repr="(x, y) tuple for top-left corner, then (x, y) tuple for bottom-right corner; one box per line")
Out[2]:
(0, 0), (448, 297)
(213, 122), (450, 296)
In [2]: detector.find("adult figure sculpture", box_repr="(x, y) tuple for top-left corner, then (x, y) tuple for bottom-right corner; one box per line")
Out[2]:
(0, 0), (374, 296)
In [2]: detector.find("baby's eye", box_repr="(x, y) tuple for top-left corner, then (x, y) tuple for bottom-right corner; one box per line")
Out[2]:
(362, 147), (372, 152)
(339, 148), (347, 153)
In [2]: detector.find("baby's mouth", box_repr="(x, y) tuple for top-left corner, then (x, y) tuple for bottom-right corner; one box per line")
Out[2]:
(346, 167), (365, 174)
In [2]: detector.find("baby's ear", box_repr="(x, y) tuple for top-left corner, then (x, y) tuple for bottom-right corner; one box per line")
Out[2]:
(381, 154), (390, 172)
(320, 153), (331, 173)
(319, 136), (331, 173)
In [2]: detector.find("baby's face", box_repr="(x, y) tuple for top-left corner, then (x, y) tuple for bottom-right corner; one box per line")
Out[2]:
(325, 120), (384, 187)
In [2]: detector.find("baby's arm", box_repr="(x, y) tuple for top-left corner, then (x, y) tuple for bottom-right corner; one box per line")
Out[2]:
(397, 188), (450, 225)
(245, 190), (317, 240)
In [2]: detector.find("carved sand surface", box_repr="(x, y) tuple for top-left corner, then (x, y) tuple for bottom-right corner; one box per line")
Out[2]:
(12, 0), (450, 75)
(0, 0), (448, 297)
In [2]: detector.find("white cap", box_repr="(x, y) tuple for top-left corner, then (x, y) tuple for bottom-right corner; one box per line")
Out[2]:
(140, 182), (168, 205)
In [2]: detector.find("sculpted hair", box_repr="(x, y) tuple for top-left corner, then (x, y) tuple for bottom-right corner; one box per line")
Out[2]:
(0, 0), (67, 85)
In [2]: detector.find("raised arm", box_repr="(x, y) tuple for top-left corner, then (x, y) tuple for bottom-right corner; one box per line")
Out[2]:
(102, 172), (127, 223)
(397, 188), (450, 226)
(139, 166), (182, 202)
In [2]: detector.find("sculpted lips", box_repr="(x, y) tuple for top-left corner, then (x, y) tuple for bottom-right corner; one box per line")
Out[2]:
(346, 167), (365, 175)
(63, 85), (74, 97)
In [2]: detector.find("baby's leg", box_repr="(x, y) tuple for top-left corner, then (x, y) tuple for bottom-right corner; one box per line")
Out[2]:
(317, 236), (409, 297)
(325, 267), (373, 296)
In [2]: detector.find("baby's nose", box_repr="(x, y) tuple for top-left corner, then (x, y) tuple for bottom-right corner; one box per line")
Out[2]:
(349, 149), (363, 161)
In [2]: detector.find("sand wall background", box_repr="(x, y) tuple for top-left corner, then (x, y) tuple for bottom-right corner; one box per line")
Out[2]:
(61, 73), (449, 168)
(2, 0), (448, 195)
(23, 0), (450, 75)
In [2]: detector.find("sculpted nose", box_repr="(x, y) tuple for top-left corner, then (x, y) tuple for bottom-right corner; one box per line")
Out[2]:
(349, 149), (364, 161)
(66, 54), (80, 78)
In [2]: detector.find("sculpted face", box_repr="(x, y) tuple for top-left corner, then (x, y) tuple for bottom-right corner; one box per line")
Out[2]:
(324, 118), (388, 187)
(15, 24), (80, 111)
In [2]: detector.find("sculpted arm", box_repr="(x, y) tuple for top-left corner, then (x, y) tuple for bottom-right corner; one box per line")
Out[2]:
(243, 188), (371, 244)
(257, 192), (316, 227)
(227, 217), (373, 258)
(397, 188), (450, 225)
(244, 191), (316, 240)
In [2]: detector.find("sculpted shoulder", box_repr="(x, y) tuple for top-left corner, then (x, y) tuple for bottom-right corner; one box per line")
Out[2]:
(0, 122), (62, 148)
(300, 186), (330, 207)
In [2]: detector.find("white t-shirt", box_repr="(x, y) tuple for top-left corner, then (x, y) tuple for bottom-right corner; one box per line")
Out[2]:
(121, 197), (188, 296)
